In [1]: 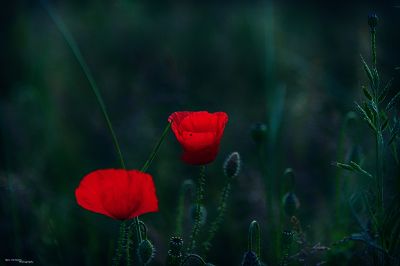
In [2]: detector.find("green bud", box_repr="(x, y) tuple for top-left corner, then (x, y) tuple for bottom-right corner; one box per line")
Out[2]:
(166, 237), (183, 266)
(223, 152), (241, 179)
(241, 251), (261, 266)
(251, 123), (268, 143)
(137, 239), (155, 265)
(282, 192), (300, 217)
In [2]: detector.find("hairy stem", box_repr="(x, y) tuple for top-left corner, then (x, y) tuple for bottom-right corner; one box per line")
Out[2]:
(113, 221), (127, 266)
(202, 181), (232, 257)
(187, 166), (206, 252)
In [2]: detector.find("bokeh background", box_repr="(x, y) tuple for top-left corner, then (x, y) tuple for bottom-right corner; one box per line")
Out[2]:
(1, 1), (399, 265)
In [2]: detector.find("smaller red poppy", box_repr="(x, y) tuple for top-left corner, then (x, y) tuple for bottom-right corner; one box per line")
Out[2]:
(75, 169), (158, 220)
(168, 111), (228, 165)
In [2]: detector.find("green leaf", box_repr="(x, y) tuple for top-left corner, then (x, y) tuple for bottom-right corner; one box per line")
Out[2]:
(388, 132), (397, 145)
(349, 161), (373, 178)
(362, 85), (373, 100)
(381, 118), (389, 131)
(386, 90), (400, 111)
(333, 162), (354, 171)
(356, 102), (376, 131)
(363, 102), (376, 123)
(361, 55), (375, 87)
(378, 79), (393, 103)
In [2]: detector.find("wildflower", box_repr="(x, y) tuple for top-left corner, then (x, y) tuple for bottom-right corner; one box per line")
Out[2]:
(168, 111), (228, 165)
(75, 169), (158, 220)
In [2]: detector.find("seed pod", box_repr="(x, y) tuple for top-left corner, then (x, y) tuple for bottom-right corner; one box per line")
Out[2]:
(166, 237), (183, 266)
(137, 239), (155, 265)
(251, 123), (268, 143)
(223, 152), (241, 179)
(241, 251), (261, 266)
(282, 192), (300, 217)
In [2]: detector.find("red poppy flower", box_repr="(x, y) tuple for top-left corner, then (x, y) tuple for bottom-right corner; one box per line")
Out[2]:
(168, 111), (228, 165)
(75, 169), (158, 220)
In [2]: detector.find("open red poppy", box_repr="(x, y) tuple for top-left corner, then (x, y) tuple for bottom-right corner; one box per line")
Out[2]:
(75, 169), (158, 220)
(168, 111), (228, 165)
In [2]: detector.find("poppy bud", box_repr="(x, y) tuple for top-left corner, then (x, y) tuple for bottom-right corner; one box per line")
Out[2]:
(166, 237), (183, 266)
(251, 123), (268, 143)
(368, 13), (378, 28)
(241, 251), (261, 266)
(190, 204), (207, 226)
(223, 152), (241, 179)
(137, 239), (155, 265)
(282, 192), (300, 217)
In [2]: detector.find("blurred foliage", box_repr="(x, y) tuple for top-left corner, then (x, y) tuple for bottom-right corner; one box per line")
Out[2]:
(1, 1), (400, 265)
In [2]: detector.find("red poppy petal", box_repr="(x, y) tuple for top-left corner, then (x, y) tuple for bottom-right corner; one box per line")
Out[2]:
(179, 111), (218, 132)
(180, 131), (217, 151)
(75, 169), (111, 218)
(75, 169), (158, 220)
(182, 145), (219, 165)
(99, 169), (141, 220)
(127, 170), (158, 219)
(168, 111), (192, 125)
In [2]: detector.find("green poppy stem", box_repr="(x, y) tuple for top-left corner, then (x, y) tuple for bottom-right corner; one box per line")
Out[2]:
(187, 166), (206, 252)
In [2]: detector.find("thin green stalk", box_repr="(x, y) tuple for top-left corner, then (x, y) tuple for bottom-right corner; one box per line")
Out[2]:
(335, 112), (357, 224)
(141, 123), (171, 173)
(371, 28), (377, 68)
(187, 166), (206, 252)
(41, 0), (125, 169)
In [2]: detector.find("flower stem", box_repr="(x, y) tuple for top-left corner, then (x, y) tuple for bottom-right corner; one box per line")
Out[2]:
(141, 123), (171, 173)
(113, 221), (127, 266)
(187, 166), (206, 252)
(202, 181), (231, 257)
